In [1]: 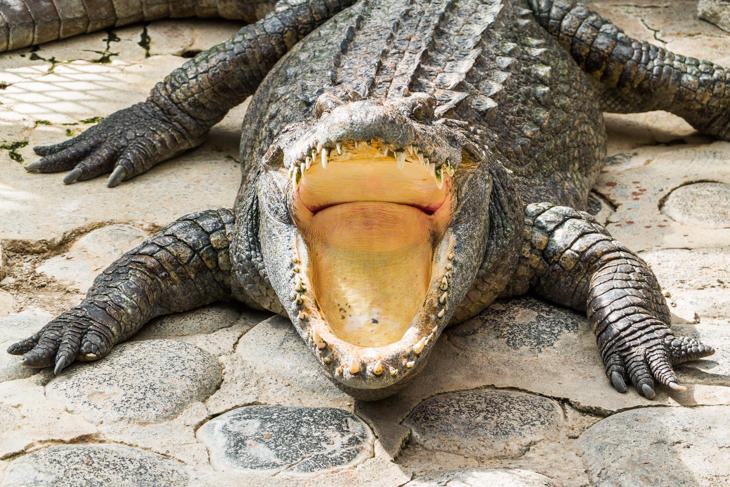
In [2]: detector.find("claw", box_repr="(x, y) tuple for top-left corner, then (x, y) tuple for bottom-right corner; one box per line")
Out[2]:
(54, 353), (72, 375)
(25, 160), (43, 173)
(63, 167), (83, 185)
(610, 371), (627, 393)
(107, 166), (126, 188)
(640, 383), (656, 399)
(668, 381), (687, 392)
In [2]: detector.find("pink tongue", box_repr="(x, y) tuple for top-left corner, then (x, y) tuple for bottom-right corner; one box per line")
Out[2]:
(305, 202), (433, 347)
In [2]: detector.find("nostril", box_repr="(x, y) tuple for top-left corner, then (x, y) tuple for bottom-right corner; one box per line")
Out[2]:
(398, 93), (436, 122)
(314, 93), (343, 119)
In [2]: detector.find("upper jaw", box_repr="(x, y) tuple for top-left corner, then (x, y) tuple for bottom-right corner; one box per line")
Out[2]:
(264, 100), (463, 181)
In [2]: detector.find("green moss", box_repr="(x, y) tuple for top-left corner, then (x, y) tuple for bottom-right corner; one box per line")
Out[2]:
(34, 120), (52, 126)
(0, 140), (29, 163)
(80, 116), (104, 124)
(138, 24), (151, 58)
(91, 30), (121, 64)
(65, 128), (76, 137)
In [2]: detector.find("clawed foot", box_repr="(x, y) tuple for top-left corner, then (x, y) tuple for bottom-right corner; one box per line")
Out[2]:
(26, 101), (200, 187)
(7, 306), (117, 375)
(601, 321), (714, 399)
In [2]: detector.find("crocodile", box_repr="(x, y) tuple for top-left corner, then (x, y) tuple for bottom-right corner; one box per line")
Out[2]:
(6, 0), (725, 401)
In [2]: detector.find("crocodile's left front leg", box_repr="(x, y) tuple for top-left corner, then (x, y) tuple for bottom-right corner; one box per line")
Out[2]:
(7, 209), (253, 374)
(516, 203), (714, 398)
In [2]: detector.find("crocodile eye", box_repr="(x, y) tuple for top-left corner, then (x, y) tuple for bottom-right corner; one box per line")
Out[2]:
(314, 93), (343, 119)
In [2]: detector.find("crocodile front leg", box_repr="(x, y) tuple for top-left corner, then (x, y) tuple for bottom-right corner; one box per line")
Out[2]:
(516, 203), (714, 398)
(529, 0), (730, 141)
(26, 0), (356, 187)
(7, 208), (258, 374)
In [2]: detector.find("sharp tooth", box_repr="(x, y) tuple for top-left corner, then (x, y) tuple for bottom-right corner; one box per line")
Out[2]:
(321, 148), (328, 168)
(382, 145), (389, 157)
(305, 157), (311, 170)
(336, 143), (342, 155)
(290, 165), (301, 185)
(316, 142), (323, 153)
(311, 150), (317, 161)
(396, 150), (406, 168)
(300, 163), (306, 176)
(417, 152), (424, 165)
(434, 165), (444, 189)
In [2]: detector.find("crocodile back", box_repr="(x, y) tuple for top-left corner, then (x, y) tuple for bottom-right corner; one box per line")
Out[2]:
(239, 0), (606, 210)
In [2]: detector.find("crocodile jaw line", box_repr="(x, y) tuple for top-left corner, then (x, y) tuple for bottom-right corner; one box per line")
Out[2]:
(288, 139), (455, 383)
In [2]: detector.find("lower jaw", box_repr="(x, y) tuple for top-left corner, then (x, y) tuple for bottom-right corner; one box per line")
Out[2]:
(305, 202), (435, 348)
(291, 203), (456, 393)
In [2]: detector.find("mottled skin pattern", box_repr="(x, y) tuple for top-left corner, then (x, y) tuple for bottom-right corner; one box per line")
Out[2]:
(7, 0), (725, 400)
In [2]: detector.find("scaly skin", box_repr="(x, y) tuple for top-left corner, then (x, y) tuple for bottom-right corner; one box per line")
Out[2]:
(8, 0), (723, 400)
(0, 0), (279, 52)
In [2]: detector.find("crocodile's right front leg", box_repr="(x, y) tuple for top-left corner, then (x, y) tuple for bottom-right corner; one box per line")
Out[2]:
(25, 0), (356, 187)
(7, 208), (260, 374)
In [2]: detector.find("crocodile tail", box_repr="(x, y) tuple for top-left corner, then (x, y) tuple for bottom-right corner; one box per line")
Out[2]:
(0, 0), (278, 53)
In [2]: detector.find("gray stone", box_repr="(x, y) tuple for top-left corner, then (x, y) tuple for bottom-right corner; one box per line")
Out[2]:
(46, 340), (221, 423)
(698, 0), (730, 33)
(235, 316), (345, 397)
(206, 315), (349, 413)
(0, 241), (4, 281)
(0, 290), (14, 317)
(641, 247), (730, 321)
(660, 181), (730, 228)
(197, 406), (373, 473)
(405, 468), (556, 487)
(579, 406), (730, 486)
(2, 444), (189, 487)
(402, 390), (563, 459)
(134, 304), (242, 338)
(36, 224), (148, 292)
(0, 311), (51, 382)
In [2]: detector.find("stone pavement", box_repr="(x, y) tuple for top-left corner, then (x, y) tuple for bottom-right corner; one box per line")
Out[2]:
(0, 2), (728, 486)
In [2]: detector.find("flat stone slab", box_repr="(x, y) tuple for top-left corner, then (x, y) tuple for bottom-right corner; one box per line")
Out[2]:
(0, 59), (245, 243)
(402, 390), (563, 459)
(405, 468), (556, 487)
(36, 224), (148, 292)
(579, 406), (730, 486)
(594, 142), (730, 251)
(206, 315), (349, 414)
(641, 247), (730, 322)
(698, 0), (730, 33)
(0, 311), (51, 382)
(2, 444), (189, 487)
(660, 181), (730, 227)
(134, 304), (242, 339)
(196, 406), (373, 474)
(46, 339), (221, 423)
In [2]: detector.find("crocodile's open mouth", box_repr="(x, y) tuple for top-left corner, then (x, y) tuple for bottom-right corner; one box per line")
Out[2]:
(285, 138), (456, 388)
